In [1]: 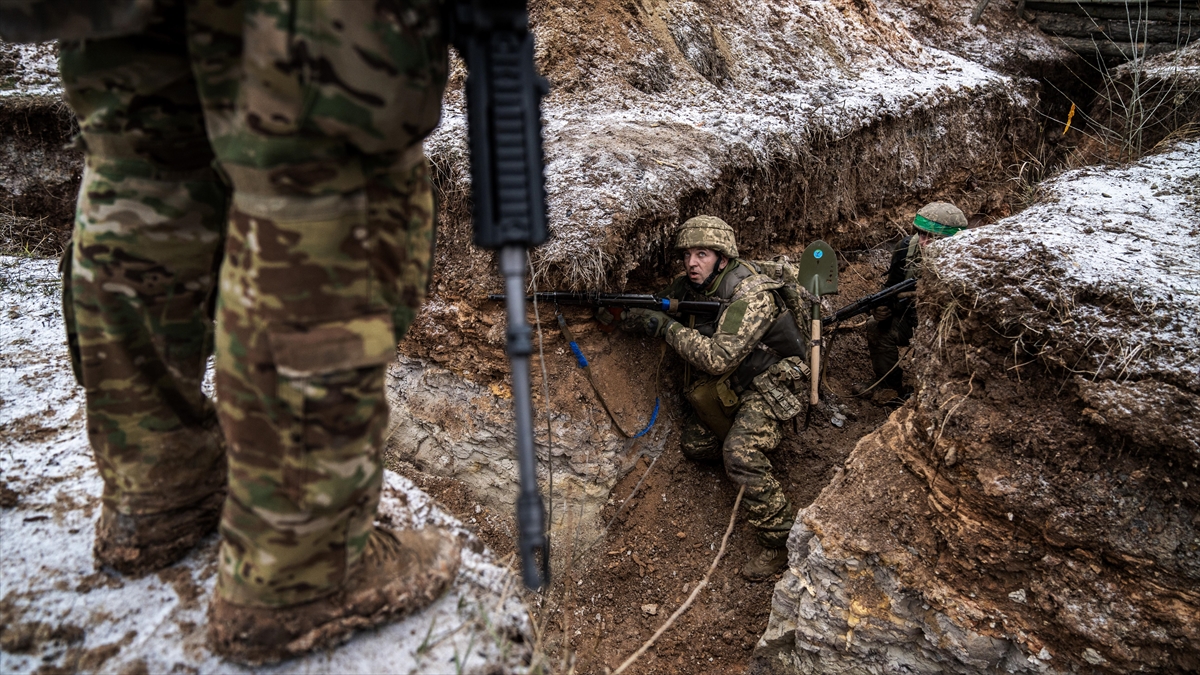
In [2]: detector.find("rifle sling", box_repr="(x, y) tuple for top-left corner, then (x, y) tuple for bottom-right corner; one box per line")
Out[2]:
(555, 312), (639, 437)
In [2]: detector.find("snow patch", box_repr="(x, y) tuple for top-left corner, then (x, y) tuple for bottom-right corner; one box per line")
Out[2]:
(930, 141), (1200, 391)
(0, 256), (530, 674)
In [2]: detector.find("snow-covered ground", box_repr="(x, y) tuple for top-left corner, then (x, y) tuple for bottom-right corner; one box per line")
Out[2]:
(0, 257), (531, 674)
(930, 140), (1200, 392)
(423, 0), (1064, 288)
(0, 42), (58, 98)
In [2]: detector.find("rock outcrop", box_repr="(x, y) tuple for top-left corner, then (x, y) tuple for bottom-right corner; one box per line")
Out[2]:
(756, 141), (1200, 674)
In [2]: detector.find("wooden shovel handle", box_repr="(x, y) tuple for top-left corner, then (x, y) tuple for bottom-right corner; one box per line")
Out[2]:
(810, 319), (821, 406)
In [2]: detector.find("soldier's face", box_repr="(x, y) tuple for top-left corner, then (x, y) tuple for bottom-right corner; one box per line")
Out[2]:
(683, 247), (723, 284)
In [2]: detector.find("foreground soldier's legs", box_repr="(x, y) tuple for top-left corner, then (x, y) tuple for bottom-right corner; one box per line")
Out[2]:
(57, 7), (229, 576)
(722, 394), (795, 579)
(186, 0), (459, 662)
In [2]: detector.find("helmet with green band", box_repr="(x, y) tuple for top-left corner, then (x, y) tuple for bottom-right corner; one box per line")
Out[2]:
(675, 215), (739, 259)
(914, 202), (967, 237)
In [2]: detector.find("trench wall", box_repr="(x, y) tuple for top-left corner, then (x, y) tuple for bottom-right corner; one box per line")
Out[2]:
(756, 141), (1200, 674)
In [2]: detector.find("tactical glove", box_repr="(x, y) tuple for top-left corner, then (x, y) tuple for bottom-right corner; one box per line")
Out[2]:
(595, 306), (626, 329)
(624, 308), (674, 337)
(872, 305), (892, 322)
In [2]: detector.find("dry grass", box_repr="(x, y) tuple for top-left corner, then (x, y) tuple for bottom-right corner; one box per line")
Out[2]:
(1, 211), (69, 258)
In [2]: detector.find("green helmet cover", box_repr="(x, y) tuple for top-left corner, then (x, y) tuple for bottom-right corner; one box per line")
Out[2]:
(675, 215), (739, 258)
(914, 202), (967, 237)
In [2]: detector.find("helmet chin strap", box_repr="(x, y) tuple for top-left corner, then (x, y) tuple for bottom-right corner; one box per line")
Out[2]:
(688, 256), (727, 293)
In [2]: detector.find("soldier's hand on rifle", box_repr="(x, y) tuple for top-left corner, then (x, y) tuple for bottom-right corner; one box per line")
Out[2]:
(624, 308), (674, 337)
(872, 305), (892, 322)
(594, 306), (625, 329)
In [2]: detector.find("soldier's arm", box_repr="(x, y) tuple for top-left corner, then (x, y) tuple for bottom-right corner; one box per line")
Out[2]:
(884, 237), (910, 288)
(883, 236), (912, 310)
(664, 290), (774, 375)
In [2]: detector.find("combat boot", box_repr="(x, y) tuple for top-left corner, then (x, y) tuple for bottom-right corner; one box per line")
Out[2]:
(93, 491), (224, 577)
(207, 525), (461, 666)
(742, 545), (788, 581)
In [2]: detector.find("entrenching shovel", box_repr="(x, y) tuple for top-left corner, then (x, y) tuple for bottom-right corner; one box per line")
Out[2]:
(797, 240), (838, 413)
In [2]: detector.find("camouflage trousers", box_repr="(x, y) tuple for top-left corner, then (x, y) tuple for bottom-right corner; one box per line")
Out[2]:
(680, 392), (795, 549)
(57, 0), (446, 607)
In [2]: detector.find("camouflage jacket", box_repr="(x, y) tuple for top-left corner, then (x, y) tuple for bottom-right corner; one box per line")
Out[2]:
(661, 259), (783, 377)
(662, 259), (810, 421)
(884, 235), (921, 328)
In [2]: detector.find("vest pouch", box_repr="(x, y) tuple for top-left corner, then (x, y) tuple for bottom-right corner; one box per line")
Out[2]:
(760, 307), (808, 358)
(751, 356), (809, 421)
(685, 375), (739, 441)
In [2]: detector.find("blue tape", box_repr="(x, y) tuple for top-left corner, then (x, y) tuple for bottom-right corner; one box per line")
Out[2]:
(659, 298), (670, 311)
(569, 342), (588, 368)
(567, 338), (658, 439)
(631, 397), (660, 439)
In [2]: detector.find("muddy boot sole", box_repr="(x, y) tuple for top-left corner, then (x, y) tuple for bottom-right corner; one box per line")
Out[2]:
(207, 527), (461, 666)
(93, 491), (224, 578)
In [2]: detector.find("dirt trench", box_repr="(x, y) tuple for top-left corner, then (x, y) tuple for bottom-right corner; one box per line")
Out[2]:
(3, 2), (1194, 673)
(0, 42), (79, 257)
(380, 3), (1128, 673)
(753, 143), (1199, 674)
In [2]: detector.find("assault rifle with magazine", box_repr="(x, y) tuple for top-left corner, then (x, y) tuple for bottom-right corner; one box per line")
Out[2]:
(821, 278), (917, 327)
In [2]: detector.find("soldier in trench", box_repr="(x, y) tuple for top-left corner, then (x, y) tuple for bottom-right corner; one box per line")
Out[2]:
(859, 202), (968, 400)
(0, 0), (459, 665)
(609, 216), (810, 580)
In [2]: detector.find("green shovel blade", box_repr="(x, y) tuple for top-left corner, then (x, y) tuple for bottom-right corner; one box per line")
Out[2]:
(799, 240), (838, 296)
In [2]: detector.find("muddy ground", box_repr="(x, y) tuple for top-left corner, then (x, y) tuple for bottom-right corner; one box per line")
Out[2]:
(387, 248), (934, 674)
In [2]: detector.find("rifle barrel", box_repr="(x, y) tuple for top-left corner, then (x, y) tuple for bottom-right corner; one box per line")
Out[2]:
(823, 278), (917, 326)
(488, 292), (721, 316)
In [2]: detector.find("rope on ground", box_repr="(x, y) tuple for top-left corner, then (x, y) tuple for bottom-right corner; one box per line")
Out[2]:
(850, 345), (911, 397)
(610, 484), (745, 675)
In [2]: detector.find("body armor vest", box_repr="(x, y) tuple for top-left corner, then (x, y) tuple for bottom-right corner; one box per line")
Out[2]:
(691, 260), (808, 393)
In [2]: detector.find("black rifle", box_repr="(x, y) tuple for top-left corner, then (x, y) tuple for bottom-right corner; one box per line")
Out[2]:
(822, 278), (917, 327)
(487, 291), (722, 318)
(448, 0), (549, 590)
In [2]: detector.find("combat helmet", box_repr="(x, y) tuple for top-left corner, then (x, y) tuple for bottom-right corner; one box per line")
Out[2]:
(914, 202), (967, 238)
(675, 215), (738, 259)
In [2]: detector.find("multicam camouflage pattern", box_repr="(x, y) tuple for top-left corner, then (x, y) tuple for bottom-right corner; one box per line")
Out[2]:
(662, 259), (798, 548)
(679, 396), (794, 549)
(0, 0), (153, 42)
(215, 162), (438, 607)
(52, 0), (447, 608)
(59, 9), (228, 517)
